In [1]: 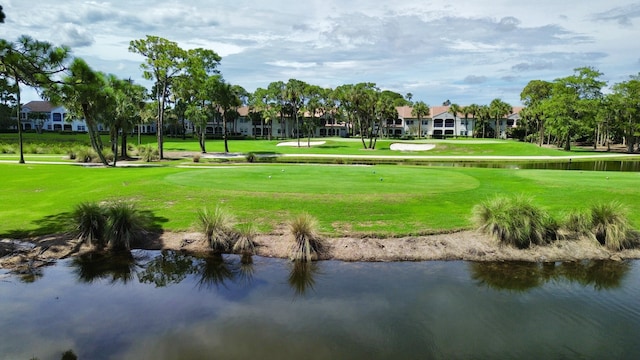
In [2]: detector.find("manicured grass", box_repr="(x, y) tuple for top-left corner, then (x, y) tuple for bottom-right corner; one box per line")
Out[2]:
(1, 163), (639, 238)
(1, 132), (611, 158)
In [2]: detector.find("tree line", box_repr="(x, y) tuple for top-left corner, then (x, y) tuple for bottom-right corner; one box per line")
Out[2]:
(519, 67), (640, 152)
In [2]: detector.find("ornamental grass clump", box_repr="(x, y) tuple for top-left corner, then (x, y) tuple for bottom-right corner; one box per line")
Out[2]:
(590, 202), (633, 250)
(72, 201), (149, 251)
(473, 195), (558, 249)
(233, 223), (257, 255)
(138, 144), (159, 162)
(104, 202), (150, 252)
(289, 213), (323, 261)
(197, 206), (235, 253)
(563, 209), (593, 237)
(72, 201), (107, 249)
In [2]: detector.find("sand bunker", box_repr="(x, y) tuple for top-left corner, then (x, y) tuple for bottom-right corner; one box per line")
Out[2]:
(277, 141), (326, 147)
(390, 143), (436, 151)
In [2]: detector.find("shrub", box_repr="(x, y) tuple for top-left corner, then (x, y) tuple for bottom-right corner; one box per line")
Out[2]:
(197, 206), (235, 253)
(1, 144), (16, 154)
(233, 223), (257, 255)
(289, 213), (323, 261)
(192, 154), (201, 163)
(590, 202), (632, 250)
(246, 152), (256, 163)
(105, 202), (149, 251)
(139, 144), (159, 162)
(472, 195), (557, 249)
(563, 209), (592, 237)
(72, 201), (107, 248)
(75, 147), (97, 163)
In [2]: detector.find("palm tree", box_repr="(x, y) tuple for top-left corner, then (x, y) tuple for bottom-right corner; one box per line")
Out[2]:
(463, 104), (480, 138)
(489, 98), (512, 139)
(449, 103), (462, 138)
(411, 101), (430, 138)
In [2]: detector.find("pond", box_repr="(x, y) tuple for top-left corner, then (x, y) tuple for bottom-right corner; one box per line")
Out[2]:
(1, 251), (640, 359)
(423, 160), (640, 172)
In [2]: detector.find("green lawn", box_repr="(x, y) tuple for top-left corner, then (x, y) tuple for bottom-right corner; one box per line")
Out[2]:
(0, 132), (615, 158)
(1, 162), (638, 238)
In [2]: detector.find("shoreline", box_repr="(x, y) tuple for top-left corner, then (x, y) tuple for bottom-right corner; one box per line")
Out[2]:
(3, 230), (640, 275)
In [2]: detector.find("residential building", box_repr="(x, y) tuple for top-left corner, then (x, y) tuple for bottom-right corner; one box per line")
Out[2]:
(20, 101), (88, 132)
(21, 100), (521, 139)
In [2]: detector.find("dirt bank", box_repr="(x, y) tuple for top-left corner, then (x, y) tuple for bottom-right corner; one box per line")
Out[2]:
(3, 230), (640, 276)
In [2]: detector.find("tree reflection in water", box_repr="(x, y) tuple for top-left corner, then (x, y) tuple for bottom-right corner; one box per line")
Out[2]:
(470, 260), (631, 292)
(70, 251), (143, 284)
(137, 250), (197, 287)
(135, 250), (254, 289)
(288, 260), (319, 296)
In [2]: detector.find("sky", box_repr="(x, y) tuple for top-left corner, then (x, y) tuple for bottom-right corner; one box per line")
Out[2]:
(3, 0), (640, 106)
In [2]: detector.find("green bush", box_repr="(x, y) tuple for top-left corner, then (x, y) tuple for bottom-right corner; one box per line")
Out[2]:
(72, 201), (150, 252)
(139, 144), (159, 162)
(472, 195), (558, 249)
(590, 202), (633, 250)
(197, 206), (235, 253)
(72, 201), (107, 248)
(233, 223), (257, 255)
(75, 147), (98, 163)
(246, 152), (256, 163)
(289, 213), (324, 261)
(105, 202), (149, 251)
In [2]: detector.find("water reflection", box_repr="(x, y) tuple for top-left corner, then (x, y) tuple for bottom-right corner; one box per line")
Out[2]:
(470, 260), (631, 291)
(421, 160), (640, 172)
(70, 251), (142, 284)
(195, 254), (235, 289)
(135, 250), (254, 289)
(137, 250), (196, 287)
(288, 260), (320, 296)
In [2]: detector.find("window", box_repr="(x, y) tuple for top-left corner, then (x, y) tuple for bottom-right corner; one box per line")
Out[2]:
(395, 119), (402, 125)
(47, 125), (52, 130)
(445, 119), (454, 127)
(434, 119), (443, 127)
(422, 120), (428, 126)
(406, 120), (414, 125)
(78, 125), (86, 131)
(445, 129), (454, 135)
(53, 113), (62, 122)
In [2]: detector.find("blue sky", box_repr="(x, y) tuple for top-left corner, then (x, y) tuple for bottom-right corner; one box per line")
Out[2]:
(4, 0), (639, 106)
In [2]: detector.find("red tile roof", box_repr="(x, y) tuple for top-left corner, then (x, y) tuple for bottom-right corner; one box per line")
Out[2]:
(23, 101), (55, 112)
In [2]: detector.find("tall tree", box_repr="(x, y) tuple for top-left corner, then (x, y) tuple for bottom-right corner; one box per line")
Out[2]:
(475, 105), (492, 138)
(610, 74), (640, 153)
(44, 58), (110, 165)
(266, 81), (287, 138)
(489, 98), (512, 139)
(520, 80), (552, 146)
(411, 101), (430, 138)
(463, 104), (480, 138)
(129, 36), (188, 159)
(449, 103), (462, 138)
(543, 67), (606, 151)
(285, 79), (307, 146)
(210, 79), (241, 153)
(107, 76), (147, 164)
(0, 35), (69, 163)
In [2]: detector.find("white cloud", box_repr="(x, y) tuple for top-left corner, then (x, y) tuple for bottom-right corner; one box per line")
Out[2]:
(3, 0), (638, 106)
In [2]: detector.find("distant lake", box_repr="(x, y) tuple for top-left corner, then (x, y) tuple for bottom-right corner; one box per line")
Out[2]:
(1, 251), (640, 359)
(419, 160), (640, 171)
